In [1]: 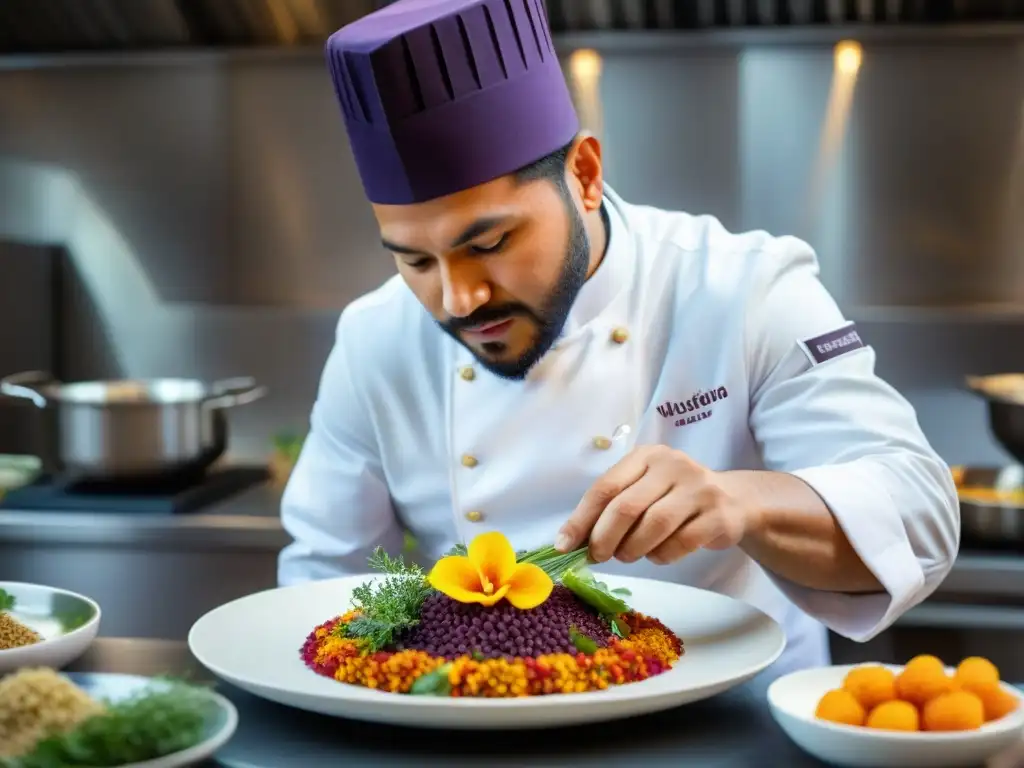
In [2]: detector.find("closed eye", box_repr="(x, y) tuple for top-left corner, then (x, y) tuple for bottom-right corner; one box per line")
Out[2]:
(470, 232), (509, 255)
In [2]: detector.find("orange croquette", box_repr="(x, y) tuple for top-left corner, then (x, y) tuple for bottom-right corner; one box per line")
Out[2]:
(922, 690), (986, 732)
(895, 655), (955, 708)
(958, 681), (1020, 723)
(955, 657), (1000, 689)
(815, 689), (866, 727)
(843, 665), (897, 710)
(866, 700), (919, 731)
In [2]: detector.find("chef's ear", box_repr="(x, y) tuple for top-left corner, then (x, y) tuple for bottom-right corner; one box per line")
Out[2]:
(567, 133), (604, 214)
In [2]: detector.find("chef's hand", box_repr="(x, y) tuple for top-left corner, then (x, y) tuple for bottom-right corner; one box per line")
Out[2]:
(555, 445), (758, 565)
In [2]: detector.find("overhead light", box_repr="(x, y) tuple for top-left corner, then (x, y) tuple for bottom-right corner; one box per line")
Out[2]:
(834, 40), (863, 75)
(570, 49), (602, 82)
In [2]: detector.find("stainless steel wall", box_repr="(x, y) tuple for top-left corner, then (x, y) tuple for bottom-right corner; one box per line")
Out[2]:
(0, 39), (1021, 465)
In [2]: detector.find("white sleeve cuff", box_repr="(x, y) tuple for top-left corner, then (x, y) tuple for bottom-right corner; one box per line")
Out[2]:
(767, 463), (927, 642)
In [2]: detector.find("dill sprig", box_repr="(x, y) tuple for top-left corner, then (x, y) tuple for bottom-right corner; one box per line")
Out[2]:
(340, 549), (432, 652)
(1, 680), (216, 768)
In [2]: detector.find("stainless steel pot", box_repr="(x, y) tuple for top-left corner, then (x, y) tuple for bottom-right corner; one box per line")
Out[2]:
(0, 371), (267, 481)
(966, 374), (1024, 465)
(955, 466), (1024, 545)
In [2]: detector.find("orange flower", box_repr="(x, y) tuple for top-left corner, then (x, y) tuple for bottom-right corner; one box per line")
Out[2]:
(428, 532), (553, 609)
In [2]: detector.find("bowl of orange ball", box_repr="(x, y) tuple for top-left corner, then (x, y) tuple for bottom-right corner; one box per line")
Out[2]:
(767, 655), (1024, 767)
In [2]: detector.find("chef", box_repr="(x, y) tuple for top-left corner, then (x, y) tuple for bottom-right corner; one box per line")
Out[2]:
(279, 0), (960, 676)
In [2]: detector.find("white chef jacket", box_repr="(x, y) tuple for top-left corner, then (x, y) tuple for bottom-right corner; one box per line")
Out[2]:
(278, 186), (959, 678)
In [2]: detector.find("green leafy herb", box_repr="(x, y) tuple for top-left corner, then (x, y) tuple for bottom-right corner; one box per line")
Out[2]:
(516, 545), (592, 581)
(2, 681), (216, 768)
(443, 542), (468, 557)
(561, 569), (631, 616)
(340, 548), (432, 652)
(409, 664), (452, 696)
(609, 617), (631, 639)
(568, 626), (598, 655)
(0, 589), (14, 613)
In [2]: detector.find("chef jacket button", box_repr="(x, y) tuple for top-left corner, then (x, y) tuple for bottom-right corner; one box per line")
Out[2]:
(461, 454), (479, 468)
(459, 366), (476, 381)
(465, 510), (484, 523)
(592, 436), (612, 450)
(610, 327), (629, 344)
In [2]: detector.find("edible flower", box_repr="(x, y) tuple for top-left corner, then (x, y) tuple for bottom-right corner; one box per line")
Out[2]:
(428, 532), (553, 609)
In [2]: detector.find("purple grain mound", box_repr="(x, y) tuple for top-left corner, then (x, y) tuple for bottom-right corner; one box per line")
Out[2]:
(396, 586), (610, 660)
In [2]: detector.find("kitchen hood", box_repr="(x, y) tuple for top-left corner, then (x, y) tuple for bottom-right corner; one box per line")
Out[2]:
(3, 0), (1024, 54)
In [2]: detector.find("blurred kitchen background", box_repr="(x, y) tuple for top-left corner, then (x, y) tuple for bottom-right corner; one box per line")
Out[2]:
(2, 0), (1024, 675)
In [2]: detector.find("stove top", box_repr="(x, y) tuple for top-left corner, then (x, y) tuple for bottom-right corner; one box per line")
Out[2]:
(0, 465), (270, 515)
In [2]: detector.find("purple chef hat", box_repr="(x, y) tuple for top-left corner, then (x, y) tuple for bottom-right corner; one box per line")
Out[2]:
(325, 0), (579, 205)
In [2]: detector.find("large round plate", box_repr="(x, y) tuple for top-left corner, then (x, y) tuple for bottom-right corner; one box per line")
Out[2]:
(188, 574), (785, 729)
(66, 673), (239, 768)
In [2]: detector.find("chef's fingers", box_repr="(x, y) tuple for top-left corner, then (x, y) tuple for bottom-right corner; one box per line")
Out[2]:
(647, 511), (721, 564)
(614, 491), (698, 564)
(587, 471), (674, 563)
(556, 449), (651, 552)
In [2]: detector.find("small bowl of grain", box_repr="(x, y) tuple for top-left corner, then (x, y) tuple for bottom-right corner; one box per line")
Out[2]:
(0, 582), (101, 674)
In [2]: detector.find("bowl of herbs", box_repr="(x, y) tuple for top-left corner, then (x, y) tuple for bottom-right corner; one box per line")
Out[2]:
(0, 668), (238, 767)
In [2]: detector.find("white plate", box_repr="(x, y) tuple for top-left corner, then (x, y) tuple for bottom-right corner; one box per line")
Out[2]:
(768, 664), (1024, 768)
(188, 573), (786, 729)
(66, 672), (238, 768)
(0, 581), (101, 673)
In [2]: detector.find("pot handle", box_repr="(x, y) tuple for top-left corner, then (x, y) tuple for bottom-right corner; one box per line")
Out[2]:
(0, 370), (56, 408)
(204, 377), (268, 410)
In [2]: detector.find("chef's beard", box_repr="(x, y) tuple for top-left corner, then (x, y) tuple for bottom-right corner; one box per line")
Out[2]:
(440, 193), (591, 381)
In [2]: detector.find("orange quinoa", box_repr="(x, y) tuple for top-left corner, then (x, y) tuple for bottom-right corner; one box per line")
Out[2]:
(300, 609), (683, 697)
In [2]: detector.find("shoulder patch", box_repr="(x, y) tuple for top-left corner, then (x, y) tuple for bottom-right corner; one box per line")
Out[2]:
(799, 322), (865, 365)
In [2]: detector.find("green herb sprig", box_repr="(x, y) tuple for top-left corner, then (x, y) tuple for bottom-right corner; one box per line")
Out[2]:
(568, 626), (598, 655)
(515, 545), (591, 581)
(1, 681), (216, 768)
(409, 664), (452, 696)
(0, 589), (14, 613)
(340, 549), (432, 652)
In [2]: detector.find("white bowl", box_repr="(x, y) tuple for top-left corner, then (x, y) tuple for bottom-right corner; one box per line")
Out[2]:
(767, 664), (1024, 768)
(0, 581), (101, 674)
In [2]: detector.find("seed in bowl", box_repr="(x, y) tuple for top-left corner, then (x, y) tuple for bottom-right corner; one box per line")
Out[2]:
(0, 590), (42, 651)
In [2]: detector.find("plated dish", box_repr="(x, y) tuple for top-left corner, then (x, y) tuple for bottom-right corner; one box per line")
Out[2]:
(0, 669), (237, 767)
(301, 532), (683, 697)
(0, 583), (101, 674)
(189, 537), (785, 729)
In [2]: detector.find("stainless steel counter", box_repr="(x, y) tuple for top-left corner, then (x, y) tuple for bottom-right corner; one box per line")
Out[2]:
(0, 484), (288, 639)
(0, 483), (290, 549)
